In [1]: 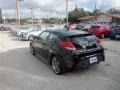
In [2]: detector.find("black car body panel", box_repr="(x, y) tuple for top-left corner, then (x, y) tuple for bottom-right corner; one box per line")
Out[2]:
(30, 29), (105, 70)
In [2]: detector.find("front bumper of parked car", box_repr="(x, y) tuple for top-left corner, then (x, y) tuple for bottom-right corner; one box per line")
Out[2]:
(21, 34), (28, 40)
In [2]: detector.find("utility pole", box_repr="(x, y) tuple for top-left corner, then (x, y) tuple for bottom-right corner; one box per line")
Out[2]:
(76, 0), (78, 8)
(30, 0), (34, 26)
(16, 0), (20, 27)
(95, 1), (97, 10)
(4, 14), (8, 24)
(66, 0), (68, 30)
(16, 0), (24, 27)
(30, 8), (34, 26)
(56, 12), (59, 19)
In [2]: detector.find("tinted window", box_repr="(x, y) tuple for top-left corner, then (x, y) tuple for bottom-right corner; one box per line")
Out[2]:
(69, 34), (97, 43)
(38, 32), (49, 40)
(84, 26), (91, 29)
(68, 34), (97, 50)
(48, 33), (59, 40)
(48, 33), (68, 41)
(91, 26), (100, 29)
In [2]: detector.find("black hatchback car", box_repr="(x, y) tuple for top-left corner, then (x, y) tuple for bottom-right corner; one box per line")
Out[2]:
(30, 30), (105, 74)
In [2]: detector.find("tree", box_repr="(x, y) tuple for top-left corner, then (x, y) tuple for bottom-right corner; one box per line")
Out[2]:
(107, 8), (120, 14)
(68, 8), (86, 23)
(41, 18), (64, 24)
(92, 9), (101, 15)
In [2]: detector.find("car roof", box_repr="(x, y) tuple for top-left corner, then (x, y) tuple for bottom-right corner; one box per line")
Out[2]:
(45, 29), (90, 36)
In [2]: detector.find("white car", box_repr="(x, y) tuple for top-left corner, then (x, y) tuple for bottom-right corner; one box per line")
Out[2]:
(21, 27), (46, 40)
(11, 27), (20, 34)
(16, 27), (33, 37)
(48, 25), (65, 30)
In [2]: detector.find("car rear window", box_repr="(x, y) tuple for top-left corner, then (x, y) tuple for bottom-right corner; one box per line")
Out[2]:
(69, 34), (97, 43)
(68, 34), (97, 50)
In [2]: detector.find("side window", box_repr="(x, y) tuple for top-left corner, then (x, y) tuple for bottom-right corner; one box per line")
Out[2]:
(38, 32), (49, 40)
(48, 33), (59, 40)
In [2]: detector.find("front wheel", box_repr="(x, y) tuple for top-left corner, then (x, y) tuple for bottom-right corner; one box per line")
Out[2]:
(30, 44), (35, 55)
(110, 36), (114, 40)
(51, 56), (66, 75)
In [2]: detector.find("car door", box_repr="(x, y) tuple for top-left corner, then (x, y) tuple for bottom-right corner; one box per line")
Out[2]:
(89, 26), (100, 36)
(35, 31), (50, 60)
(42, 32), (61, 61)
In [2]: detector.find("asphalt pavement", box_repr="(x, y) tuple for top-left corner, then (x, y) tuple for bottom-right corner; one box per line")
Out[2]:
(0, 31), (120, 90)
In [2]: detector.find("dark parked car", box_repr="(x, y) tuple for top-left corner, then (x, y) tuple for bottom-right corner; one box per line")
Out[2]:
(82, 25), (91, 32)
(30, 30), (105, 75)
(76, 25), (84, 30)
(89, 25), (112, 38)
(111, 25), (120, 39)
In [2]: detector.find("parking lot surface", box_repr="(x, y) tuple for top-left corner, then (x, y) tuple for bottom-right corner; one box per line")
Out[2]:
(0, 31), (120, 90)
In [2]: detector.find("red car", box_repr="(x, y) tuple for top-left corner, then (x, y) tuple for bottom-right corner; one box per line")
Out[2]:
(89, 25), (112, 38)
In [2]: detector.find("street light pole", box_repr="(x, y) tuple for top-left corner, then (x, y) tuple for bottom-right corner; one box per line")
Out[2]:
(30, 0), (34, 26)
(16, 0), (20, 27)
(30, 8), (34, 26)
(16, 0), (24, 27)
(66, 0), (68, 30)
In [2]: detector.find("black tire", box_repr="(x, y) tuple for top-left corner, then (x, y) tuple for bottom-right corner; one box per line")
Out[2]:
(30, 44), (35, 55)
(51, 56), (66, 75)
(110, 36), (114, 40)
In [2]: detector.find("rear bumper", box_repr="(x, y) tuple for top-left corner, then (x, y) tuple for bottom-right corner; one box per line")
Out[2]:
(75, 53), (104, 68)
(65, 49), (105, 68)
(111, 34), (120, 39)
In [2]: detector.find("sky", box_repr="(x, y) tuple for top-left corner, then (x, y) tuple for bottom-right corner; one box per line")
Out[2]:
(0, 0), (120, 18)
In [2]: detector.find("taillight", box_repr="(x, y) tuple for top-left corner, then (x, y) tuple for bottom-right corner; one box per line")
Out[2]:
(97, 38), (102, 46)
(59, 41), (76, 50)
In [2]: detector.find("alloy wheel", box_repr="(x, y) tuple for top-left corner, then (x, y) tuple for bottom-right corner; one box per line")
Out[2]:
(30, 45), (35, 55)
(52, 57), (61, 74)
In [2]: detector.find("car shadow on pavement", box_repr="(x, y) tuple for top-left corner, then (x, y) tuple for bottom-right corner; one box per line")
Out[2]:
(0, 47), (101, 77)
(1, 48), (120, 90)
(7, 32), (28, 42)
(11, 38), (27, 41)
(8, 32), (17, 37)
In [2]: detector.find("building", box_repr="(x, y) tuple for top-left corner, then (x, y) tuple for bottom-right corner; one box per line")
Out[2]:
(78, 13), (120, 25)
(0, 8), (3, 23)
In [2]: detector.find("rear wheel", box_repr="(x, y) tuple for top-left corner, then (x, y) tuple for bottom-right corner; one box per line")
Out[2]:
(30, 44), (35, 55)
(110, 36), (114, 40)
(51, 56), (66, 75)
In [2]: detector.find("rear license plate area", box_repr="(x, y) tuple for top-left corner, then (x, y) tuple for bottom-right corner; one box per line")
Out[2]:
(89, 56), (98, 64)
